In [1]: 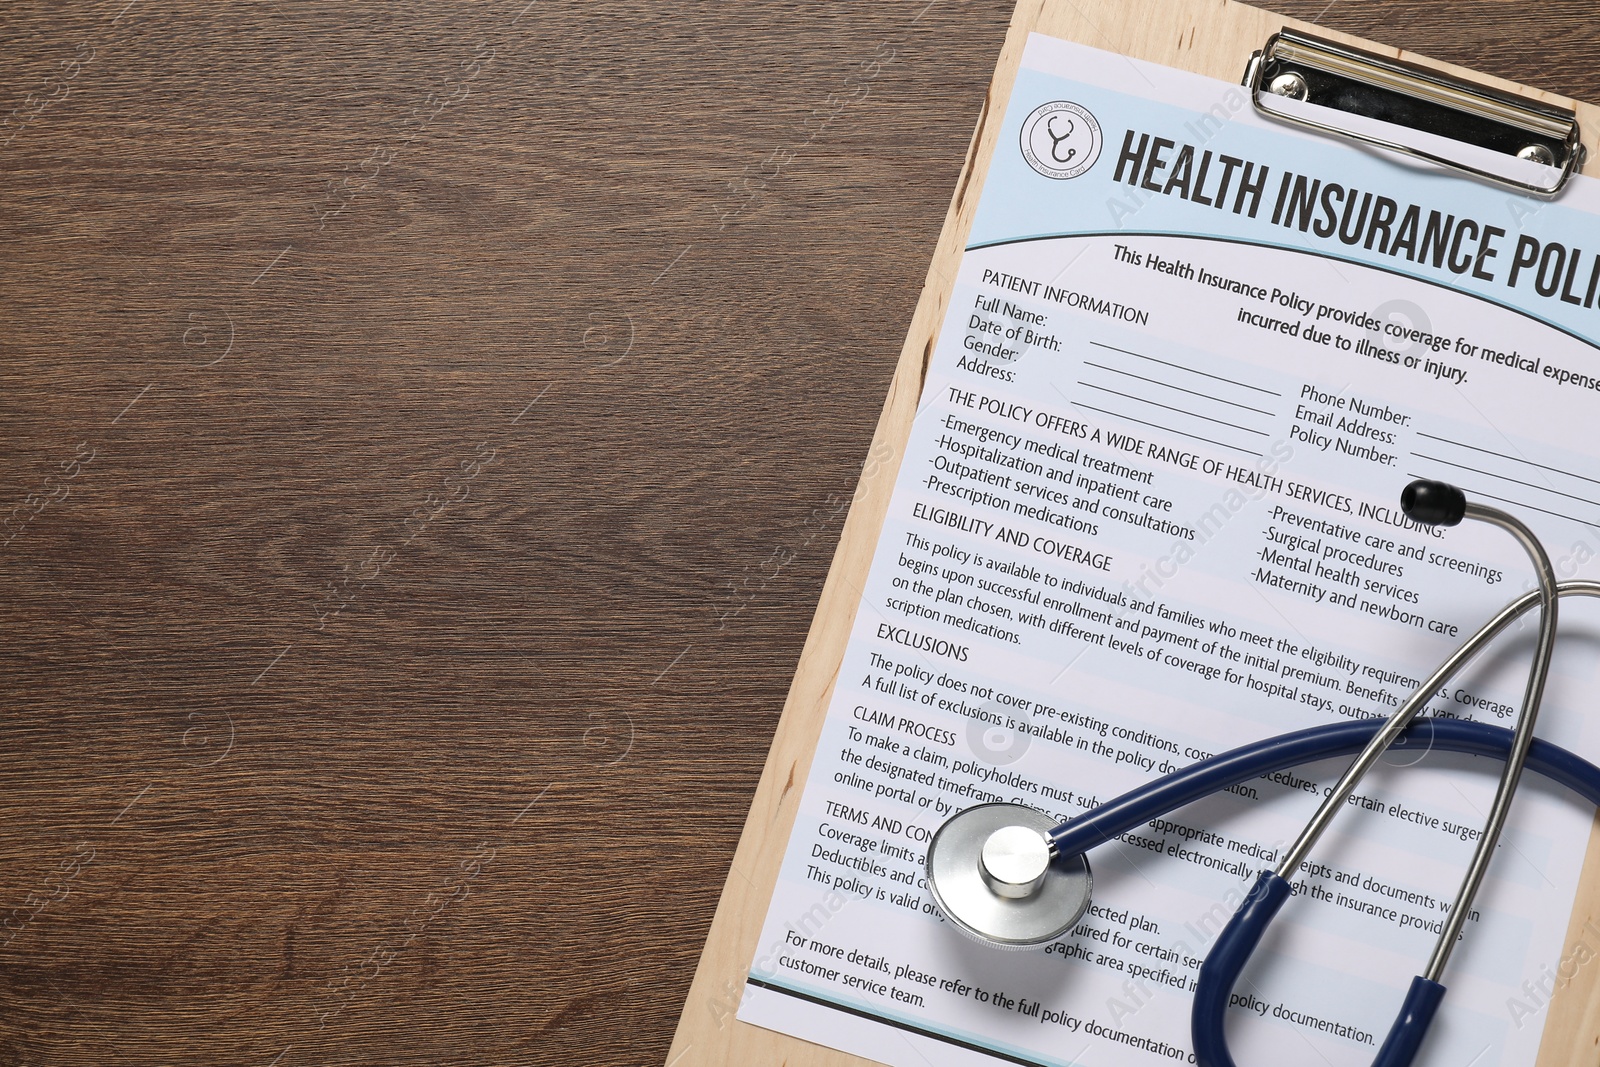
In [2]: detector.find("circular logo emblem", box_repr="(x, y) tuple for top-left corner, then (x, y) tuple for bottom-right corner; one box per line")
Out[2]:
(1019, 101), (1102, 180)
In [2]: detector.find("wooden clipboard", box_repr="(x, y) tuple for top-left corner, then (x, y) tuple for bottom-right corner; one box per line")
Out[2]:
(667, 1), (1600, 1063)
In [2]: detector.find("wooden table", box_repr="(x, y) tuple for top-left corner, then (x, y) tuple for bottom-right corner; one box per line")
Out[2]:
(2, 2), (1596, 1062)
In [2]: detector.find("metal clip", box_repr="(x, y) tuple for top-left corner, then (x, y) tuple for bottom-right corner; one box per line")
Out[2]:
(1244, 29), (1584, 198)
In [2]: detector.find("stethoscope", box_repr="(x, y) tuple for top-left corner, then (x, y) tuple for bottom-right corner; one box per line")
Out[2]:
(925, 480), (1600, 1067)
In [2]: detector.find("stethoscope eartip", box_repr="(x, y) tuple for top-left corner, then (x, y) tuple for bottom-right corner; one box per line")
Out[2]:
(1401, 479), (1467, 527)
(926, 803), (1092, 947)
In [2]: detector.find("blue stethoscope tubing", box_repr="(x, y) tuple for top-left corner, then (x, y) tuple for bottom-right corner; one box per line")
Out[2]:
(1043, 576), (1600, 1067)
(1052, 717), (1600, 1062)
(1046, 708), (1600, 861)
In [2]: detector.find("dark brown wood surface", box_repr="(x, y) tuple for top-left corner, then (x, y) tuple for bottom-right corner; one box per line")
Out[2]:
(1, 2), (1596, 1063)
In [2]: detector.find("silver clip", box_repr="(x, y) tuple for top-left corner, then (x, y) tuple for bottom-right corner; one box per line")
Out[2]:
(1244, 29), (1583, 198)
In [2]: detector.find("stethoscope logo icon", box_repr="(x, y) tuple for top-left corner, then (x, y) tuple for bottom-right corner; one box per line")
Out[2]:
(1020, 101), (1102, 180)
(1045, 116), (1077, 164)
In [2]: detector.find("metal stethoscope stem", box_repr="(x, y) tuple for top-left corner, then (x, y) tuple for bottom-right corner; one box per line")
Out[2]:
(1273, 493), (1560, 982)
(924, 481), (1590, 1067)
(1038, 577), (1600, 863)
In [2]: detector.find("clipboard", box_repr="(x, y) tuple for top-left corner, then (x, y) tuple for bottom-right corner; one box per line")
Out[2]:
(668, 1), (1600, 1063)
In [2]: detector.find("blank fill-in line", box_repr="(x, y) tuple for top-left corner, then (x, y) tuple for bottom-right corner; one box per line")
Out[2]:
(1077, 381), (1269, 435)
(1412, 452), (1600, 511)
(1082, 361), (1276, 416)
(1090, 341), (1281, 396)
(1416, 431), (1600, 491)
(1406, 474), (1585, 527)
(1073, 402), (1262, 457)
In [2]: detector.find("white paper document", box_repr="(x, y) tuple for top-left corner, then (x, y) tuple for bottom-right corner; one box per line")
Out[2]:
(739, 34), (1600, 1067)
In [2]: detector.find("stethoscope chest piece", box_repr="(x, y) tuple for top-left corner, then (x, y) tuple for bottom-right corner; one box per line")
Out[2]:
(926, 803), (1092, 947)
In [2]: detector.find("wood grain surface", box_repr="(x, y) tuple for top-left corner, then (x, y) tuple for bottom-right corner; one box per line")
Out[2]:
(1, 2), (1597, 1064)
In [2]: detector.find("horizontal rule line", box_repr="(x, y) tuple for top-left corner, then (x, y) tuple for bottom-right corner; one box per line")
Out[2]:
(1411, 453), (1600, 511)
(1082, 360), (1277, 416)
(744, 977), (1053, 1067)
(1072, 401), (1263, 458)
(1407, 474), (1588, 528)
(1077, 381), (1269, 435)
(1089, 340), (1281, 396)
(1415, 431), (1600, 491)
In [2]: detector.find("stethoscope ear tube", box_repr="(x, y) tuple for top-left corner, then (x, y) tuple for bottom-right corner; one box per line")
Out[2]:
(1185, 488), (1565, 1067)
(1050, 577), (1600, 863)
(1194, 908), (1446, 1067)
(1048, 715), (1600, 862)
(1164, 711), (1600, 1067)
(1191, 871), (1292, 1067)
(1372, 978), (1447, 1067)
(1189, 870), (1448, 1067)
(1050, 563), (1600, 1067)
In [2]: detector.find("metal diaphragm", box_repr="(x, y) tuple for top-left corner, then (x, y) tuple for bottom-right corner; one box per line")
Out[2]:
(925, 802), (1092, 948)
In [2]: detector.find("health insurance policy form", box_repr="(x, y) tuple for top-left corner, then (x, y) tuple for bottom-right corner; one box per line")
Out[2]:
(740, 32), (1600, 1067)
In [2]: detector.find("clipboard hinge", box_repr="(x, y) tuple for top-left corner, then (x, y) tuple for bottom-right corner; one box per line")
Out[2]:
(1244, 29), (1584, 198)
